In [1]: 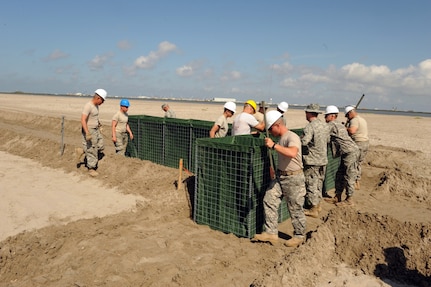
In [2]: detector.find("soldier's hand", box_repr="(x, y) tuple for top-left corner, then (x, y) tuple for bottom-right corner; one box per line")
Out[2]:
(85, 133), (92, 141)
(264, 137), (274, 149)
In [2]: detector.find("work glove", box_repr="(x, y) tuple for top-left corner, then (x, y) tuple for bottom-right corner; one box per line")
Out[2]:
(85, 133), (92, 141)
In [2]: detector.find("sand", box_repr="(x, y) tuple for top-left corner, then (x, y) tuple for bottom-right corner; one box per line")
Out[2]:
(0, 93), (430, 287)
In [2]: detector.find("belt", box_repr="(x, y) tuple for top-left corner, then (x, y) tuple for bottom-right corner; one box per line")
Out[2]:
(277, 169), (303, 176)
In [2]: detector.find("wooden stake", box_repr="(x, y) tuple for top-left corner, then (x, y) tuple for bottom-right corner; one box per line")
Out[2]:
(177, 158), (183, 190)
(60, 116), (65, 156)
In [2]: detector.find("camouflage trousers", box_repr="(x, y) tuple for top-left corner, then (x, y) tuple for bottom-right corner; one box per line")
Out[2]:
(114, 131), (129, 155)
(304, 165), (326, 207)
(355, 141), (369, 181)
(335, 150), (359, 198)
(82, 128), (104, 169)
(263, 173), (306, 237)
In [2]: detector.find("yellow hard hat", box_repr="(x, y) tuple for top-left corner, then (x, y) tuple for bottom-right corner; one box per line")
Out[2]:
(245, 100), (257, 112)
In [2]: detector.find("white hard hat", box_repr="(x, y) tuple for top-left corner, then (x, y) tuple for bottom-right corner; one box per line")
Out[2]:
(277, 101), (289, 113)
(345, 106), (355, 116)
(95, 89), (107, 100)
(325, 105), (339, 115)
(224, 101), (236, 113)
(265, 110), (282, 129)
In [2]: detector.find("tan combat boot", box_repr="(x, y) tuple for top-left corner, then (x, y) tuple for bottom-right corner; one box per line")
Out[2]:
(324, 194), (342, 204)
(284, 236), (304, 247)
(251, 232), (279, 245)
(88, 169), (99, 177)
(304, 205), (319, 218)
(335, 196), (354, 207)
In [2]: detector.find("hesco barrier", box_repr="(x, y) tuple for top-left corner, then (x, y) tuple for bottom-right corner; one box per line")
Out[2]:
(194, 134), (292, 238)
(126, 115), (215, 171)
(126, 115), (340, 238)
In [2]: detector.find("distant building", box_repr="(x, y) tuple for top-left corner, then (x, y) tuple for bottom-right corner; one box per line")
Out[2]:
(212, 97), (236, 102)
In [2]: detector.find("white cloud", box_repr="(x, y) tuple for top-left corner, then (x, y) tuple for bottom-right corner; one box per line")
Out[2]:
(300, 73), (331, 83)
(175, 60), (206, 77)
(272, 62), (293, 74)
(133, 41), (177, 70)
(419, 59), (431, 79)
(342, 63), (391, 82)
(231, 71), (241, 80)
(88, 53), (112, 71)
(176, 65), (193, 77)
(220, 70), (242, 81)
(273, 58), (431, 110)
(43, 49), (68, 62)
(280, 78), (297, 87)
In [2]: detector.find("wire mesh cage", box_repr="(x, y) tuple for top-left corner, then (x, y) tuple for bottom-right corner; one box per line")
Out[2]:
(194, 134), (290, 238)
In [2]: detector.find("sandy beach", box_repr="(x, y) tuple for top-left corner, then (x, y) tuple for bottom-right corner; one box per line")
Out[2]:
(0, 93), (430, 286)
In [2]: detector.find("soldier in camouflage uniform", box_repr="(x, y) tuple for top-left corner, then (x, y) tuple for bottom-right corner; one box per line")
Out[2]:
(80, 89), (107, 177)
(345, 106), (369, 190)
(252, 111), (306, 248)
(324, 105), (359, 206)
(301, 104), (330, 218)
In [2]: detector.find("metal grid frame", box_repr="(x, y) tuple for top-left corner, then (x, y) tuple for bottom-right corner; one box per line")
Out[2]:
(193, 135), (290, 238)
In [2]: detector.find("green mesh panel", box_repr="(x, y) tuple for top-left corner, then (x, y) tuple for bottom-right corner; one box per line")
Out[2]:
(127, 115), (164, 165)
(194, 135), (290, 238)
(163, 118), (192, 168)
(323, 145), (340, 192)
(189, 119), (217, 171)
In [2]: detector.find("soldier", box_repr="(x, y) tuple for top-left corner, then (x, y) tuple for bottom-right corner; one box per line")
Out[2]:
(161, 103), (176, 118)
(324, 105), (359, 206)
(209, 101), (236, 138)
(252, 111), (306, 247)
(80, 89), (107, 177)
(232, 100), (265, 135)
(301, 104), (330, 218)
(345, 106), (369, 190)
(112, 99), (134, 155)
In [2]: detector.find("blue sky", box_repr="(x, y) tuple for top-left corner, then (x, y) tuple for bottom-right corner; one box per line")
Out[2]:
(1, 0), (430, 112)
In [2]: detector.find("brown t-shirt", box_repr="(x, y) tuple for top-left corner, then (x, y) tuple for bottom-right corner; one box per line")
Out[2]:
(82, 101), (99, 129)
(349, 115), (369, 142)
(277, 130), (303, 172)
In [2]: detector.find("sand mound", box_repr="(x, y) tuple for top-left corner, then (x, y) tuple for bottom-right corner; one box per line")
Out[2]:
(252, 208), (431, 287)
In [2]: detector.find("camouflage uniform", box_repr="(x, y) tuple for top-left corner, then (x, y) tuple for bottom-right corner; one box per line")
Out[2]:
(112, 110), (130, 155)
(327, 121), (359, 198)
(355, 140), (369, 181)
(81, 128), (104, 169)
(262, 131), (306, 238)
(81, 101), (104, 170)
(346, 115), (369, 182)
(301, 119), (330, 206)
(263, 174), (306, 237)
